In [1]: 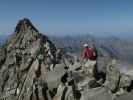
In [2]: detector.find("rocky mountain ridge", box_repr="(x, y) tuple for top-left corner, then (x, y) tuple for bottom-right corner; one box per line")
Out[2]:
(0, 18), (133, 100)
(0, 18), (58, 100)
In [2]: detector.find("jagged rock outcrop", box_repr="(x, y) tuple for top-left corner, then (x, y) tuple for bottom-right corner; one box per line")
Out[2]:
(0, 18), (57, 100)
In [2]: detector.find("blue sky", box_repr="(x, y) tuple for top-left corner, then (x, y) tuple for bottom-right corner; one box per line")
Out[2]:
(0, 0), (133, 37)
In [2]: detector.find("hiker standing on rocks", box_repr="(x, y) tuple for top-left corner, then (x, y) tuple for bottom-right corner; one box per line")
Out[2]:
(81, 43), (97, 78)
(90, 43), (99, 80)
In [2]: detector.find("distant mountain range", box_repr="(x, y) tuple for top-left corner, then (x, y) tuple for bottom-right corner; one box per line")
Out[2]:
(50, 34), (133, 64)
(1, 33), (133, 64)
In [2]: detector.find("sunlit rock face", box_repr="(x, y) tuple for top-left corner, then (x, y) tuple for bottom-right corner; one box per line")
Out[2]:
(0, 18), (57, 100)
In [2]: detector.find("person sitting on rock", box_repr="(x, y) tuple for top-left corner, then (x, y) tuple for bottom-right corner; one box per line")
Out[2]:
(35, 39), (45, 77)
(81, 43), (97, 78)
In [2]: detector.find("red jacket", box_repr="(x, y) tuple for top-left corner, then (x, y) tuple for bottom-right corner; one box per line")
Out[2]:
(81, 47), (96, 60)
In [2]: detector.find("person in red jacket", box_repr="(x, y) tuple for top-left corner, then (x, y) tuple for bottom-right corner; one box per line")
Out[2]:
(81, 43), (97, 78)
(81, 43), (96, 60)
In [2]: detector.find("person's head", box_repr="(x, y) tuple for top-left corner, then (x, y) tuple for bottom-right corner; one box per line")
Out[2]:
(83, 43), (88, 48)
(90, 43), (96, 49)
